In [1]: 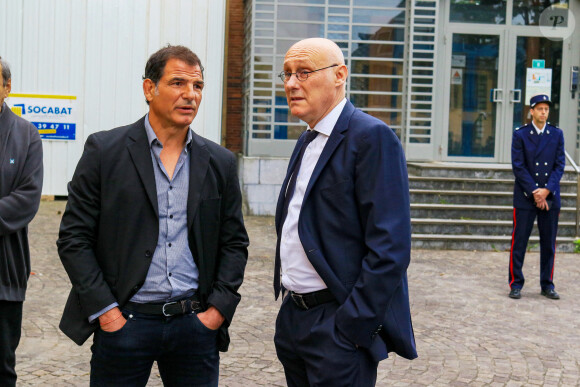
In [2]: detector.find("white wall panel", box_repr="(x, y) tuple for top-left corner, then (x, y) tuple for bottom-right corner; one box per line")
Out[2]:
(1, 0), (226, 195)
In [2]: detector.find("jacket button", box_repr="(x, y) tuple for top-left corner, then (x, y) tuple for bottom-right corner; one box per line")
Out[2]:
(145, 250), (152, 257)
(544, 162), (547, 165)
(536, 162), (539, 166)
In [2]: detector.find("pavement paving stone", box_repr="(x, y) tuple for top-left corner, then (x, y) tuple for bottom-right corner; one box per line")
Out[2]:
(12, 200), (580, 386)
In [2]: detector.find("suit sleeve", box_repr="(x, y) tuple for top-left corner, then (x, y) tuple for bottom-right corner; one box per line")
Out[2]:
(511, 130), (536, 197)
(57, 134), (117, 318)
(334, 122), (412, 349)
(0, 125), (43, 236)
(206, 155), (249, 326)
(546, 130), (565, 194)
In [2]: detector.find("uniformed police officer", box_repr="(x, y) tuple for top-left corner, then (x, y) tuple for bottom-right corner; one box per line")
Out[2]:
(508, 94), (565, 300)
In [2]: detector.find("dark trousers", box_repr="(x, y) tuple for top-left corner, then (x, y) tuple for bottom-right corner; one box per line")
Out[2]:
(274, 296), (378, 387)
(0, 301), (23, 387)
(509, 207), (559, 290)
(90, 309), (219, 387)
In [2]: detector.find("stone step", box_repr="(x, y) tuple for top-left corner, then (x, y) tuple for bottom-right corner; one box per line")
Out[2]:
(409, 176), (578, 193)
(410, 189), (578, 207)
(411, 234), (576, 252)
(410, 203), (578, 222)
(411, 218), (578, 237)
(408, 162), (578, 181)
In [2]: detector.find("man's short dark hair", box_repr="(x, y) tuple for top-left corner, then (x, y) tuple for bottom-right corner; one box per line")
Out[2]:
(142, 45), (204, 105)
(143, 45), (204, 85)
(0, 56), (11, 87)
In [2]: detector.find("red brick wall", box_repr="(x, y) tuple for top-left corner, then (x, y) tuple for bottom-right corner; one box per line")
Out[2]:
(223, 0), (245, 153)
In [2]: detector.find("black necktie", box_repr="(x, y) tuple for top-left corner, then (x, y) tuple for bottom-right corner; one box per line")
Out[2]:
(274, 130), (319, 299)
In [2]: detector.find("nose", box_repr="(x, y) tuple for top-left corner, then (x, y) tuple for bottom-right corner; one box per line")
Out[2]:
(183, 84), (195, 100)
(285, 73), (300, 89)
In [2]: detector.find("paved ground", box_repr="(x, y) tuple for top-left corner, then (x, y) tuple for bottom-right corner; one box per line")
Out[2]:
(14, 200), (580, 386)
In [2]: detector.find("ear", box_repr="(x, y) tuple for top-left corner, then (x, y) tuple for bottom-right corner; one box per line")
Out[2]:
(143, 79), (155, 103)
(335, 64), (348, 87)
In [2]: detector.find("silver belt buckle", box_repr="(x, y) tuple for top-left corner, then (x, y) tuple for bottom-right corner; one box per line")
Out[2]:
(291, 293), (309, 310)
(162, 301), (177, 316)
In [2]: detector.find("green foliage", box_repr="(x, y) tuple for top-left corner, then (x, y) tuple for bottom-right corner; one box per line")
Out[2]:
(527, 243), (539, 252)
(574, 239), (580, 253)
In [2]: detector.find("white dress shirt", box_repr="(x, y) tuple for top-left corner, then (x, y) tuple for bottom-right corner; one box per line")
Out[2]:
(532, 121), (546, 135)
(280, 98), (347, 293)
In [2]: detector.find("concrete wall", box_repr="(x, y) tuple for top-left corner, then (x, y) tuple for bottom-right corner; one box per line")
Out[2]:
(238, 155), (288, 216)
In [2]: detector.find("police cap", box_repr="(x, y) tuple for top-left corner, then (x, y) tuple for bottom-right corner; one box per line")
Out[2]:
(530, 94), (552, 108)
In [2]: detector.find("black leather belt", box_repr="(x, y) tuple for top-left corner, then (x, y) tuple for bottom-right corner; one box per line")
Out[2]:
(289, 289), (335, 310)
(125, 294), (202, 317)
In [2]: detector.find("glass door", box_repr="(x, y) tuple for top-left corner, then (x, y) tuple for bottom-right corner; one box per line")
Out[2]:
(498, 35), (564, 162)
(446, 33), (503, 160)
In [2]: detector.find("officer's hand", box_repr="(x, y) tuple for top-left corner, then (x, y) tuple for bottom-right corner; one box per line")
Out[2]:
(532, 188), (550, 201)
(535, 198), (548, 211)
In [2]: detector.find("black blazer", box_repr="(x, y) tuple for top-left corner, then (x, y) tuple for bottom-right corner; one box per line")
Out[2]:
(57, 116), (249, 350)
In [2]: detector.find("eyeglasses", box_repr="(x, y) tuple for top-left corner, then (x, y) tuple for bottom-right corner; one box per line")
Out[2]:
(278, 64), (338, 83)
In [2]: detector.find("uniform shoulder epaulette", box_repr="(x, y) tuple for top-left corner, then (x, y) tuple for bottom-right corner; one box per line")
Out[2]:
(515, 125), (524, 131)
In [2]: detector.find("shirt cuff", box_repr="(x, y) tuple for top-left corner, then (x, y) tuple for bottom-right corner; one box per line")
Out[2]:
(88, 302), (119, 323)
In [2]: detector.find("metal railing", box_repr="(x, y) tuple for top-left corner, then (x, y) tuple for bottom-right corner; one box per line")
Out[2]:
(564, 151), (580, 237)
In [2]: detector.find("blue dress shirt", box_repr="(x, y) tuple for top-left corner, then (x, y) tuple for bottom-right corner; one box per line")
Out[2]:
(89, 115), (199, 321)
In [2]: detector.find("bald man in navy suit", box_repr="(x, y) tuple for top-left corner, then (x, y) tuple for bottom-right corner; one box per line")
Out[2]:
(273, 38), (416, 386)
(509, 94), (565, 300)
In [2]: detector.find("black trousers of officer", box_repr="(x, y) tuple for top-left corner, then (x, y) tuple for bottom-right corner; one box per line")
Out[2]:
(509, 206), (559, 291)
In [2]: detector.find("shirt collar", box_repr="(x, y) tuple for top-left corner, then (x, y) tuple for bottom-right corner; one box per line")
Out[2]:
(308, 98), (347, 137)
(532, 121), (546, 134)
(144, 113), (193, 152)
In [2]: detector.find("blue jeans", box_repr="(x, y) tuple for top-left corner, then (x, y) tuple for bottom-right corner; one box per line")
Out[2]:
(90, 309), (219, 387)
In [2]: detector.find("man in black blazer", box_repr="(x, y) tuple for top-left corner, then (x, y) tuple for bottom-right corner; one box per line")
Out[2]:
(273, 38), (416, 386)
(57, 45), (248, 386)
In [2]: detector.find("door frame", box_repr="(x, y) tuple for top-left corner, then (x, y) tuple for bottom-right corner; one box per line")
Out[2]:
(441, 26), (508, 163)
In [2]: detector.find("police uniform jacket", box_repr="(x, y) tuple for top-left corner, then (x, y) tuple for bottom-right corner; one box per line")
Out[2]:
(511, 122), (565, 209)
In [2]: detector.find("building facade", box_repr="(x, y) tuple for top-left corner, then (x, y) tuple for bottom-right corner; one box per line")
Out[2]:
(234, 0), (580, 215)
(2, 0), (579, 215)
(2, 0), (227, 196)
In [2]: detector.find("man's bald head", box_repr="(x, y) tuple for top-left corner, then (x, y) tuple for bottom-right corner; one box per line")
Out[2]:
(286, 38), (345, 67)
(283, 38), (348, 128)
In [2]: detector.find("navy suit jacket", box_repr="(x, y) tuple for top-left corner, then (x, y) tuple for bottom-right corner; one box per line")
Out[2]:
(511, 123), (565, 209)
(275, 101), (417, 362)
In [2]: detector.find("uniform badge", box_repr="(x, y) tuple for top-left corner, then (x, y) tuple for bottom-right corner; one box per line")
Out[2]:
(547, 130), (550, 134)
(530, 130), (533, 134)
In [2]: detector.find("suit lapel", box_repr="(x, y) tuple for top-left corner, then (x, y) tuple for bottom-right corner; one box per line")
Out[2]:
(187, 132), (210, 229)
(126, 117), (158, 216)
(302, 101), (354, 203)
